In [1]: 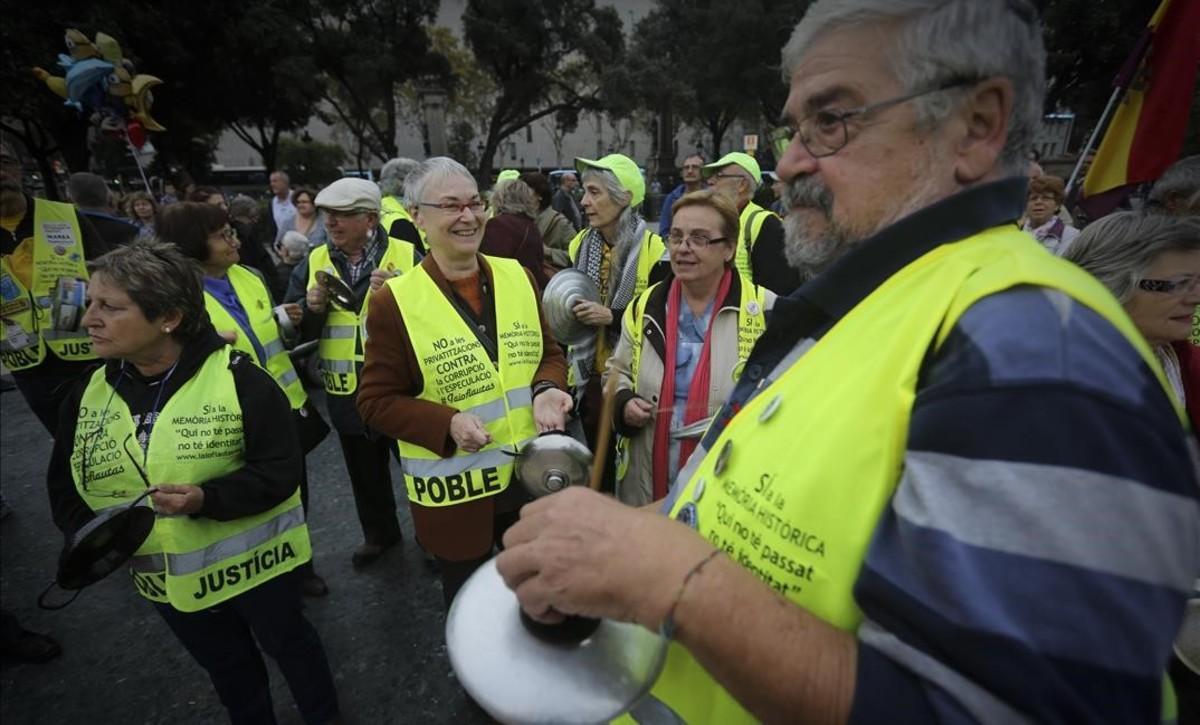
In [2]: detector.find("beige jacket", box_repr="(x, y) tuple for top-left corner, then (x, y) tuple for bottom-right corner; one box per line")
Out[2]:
(603, 273), (775, 505)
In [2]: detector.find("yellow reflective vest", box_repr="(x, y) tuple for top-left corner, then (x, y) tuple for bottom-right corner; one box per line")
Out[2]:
(0, 199), (94, 371)
(566, 227), (667, 385)
(614, 272), (768, 487)
(204, 264), (307, 410)
(305, 238), (415, 396)
(381, 195), (426, 245)
(636, 225), (1181, 723)
(733, 201), (777, 282)
(386, 256), (541, 507)
(71, 346), (311, 612)
(567, 227), (666, 300)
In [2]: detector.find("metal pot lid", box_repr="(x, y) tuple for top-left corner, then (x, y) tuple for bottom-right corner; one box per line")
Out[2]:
(542, 269), (601, 347)
(58, 498), (155, 590)
(514, 432), (592, 498)
(446, 558), (669, 724)
(315, 270), (356, 309)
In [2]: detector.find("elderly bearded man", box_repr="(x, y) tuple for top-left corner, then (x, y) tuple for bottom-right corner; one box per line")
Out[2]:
(494, 1), (1200, 723)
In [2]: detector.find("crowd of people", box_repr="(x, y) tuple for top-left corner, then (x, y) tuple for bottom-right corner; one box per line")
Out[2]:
(1, 0), (1198, 722)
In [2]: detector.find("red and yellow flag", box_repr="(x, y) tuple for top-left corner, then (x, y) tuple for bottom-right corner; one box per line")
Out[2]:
(1081, 0), (1200, 214)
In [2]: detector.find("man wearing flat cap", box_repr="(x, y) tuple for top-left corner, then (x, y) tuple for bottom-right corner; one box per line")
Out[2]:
(704, 152), (800, 295)
(284, 177), (422, 568)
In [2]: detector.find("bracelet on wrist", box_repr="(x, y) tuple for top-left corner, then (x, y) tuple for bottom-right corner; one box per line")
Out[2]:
(660, 549), (722, 640)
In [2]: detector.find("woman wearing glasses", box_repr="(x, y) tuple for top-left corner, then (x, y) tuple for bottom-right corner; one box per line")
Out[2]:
(1022, 175), (1079, 254)
(46, 240), (340, 724)
(358, 157), (572, 606)
(160, 202), (330, 597)
(1063, 212), (1200, 424)
(605, 191), (774, 506)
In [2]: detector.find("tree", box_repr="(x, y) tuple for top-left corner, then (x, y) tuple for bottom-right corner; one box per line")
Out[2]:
(1039, 0), (1158, 152)
(619, 0), (806, 178)
(299, 0), (448, 165)
(396, 26), (496, 160)
(463, 0), (625, 180)
(214, 1), (321, 171)
(276, 136), (345, 187)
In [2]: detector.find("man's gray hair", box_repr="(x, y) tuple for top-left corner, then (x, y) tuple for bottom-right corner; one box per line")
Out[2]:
(279, 230), (311, 258)
(404, 157), (477, 209)
(67, 172), (111, 209)
(1147, 155), (1200, 213)
(1062, 212), (1200, 303)
(580, 168), (636, 229)
(228, 194), (259, 222)
(87, 239), (210, 340)
(781, 0), (1045, 176)
(379, 157), (420, 198)
(490, 180), (539, 219)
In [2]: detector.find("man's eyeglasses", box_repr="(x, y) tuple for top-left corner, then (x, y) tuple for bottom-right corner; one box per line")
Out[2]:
(667, 231), (728, 249)
(1137, 275), (1200, 295)
(707, 173), (745, 183)
(775, 76), (980, 159)
(322, 208), (370, 220)
(419, 200), (485, 215)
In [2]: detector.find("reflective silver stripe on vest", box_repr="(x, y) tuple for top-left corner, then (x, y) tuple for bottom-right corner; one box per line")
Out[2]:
(276, 368), (300, 388)
(507, 387), (532, 410)
(628, 694), (686, 725)
(402, 437), (534, 478)
(322, 325), (356, 340)
(320, 359), (356, 374)
(462, 387), (534, 425)
(262, 339), (286, 358)
(130, 553), (165, 573)
(164, 504), (305, 576)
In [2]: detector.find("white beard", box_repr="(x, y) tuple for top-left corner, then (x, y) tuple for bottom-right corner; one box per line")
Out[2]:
(782, 154), (950, 280)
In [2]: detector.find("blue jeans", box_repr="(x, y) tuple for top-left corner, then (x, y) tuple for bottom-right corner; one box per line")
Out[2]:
(154, 570), (339, 724)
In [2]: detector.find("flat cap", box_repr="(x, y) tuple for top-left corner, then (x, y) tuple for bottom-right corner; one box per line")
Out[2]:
(315, 177), (381, 213)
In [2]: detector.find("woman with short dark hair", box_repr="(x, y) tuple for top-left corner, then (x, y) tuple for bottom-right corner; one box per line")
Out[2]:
(279, 188), (327, 248)
(123, 190), (158, 241)
(1022, 175), (1079, 254)
(46, 240), (340, 724)
(162, 203), (328, 597)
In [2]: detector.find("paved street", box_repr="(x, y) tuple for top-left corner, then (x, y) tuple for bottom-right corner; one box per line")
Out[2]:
(0, 384), (491, 724)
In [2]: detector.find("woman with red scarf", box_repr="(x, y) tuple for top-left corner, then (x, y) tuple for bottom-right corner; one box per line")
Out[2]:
(605, 191), (775, 506)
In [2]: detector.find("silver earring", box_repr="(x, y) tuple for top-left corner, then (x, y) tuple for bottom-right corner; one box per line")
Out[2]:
(163, 327), (172, 333)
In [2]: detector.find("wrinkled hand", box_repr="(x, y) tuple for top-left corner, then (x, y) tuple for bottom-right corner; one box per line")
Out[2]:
(281, 303), (303, 324)
(306, 286), (328, 314)
(497, 487), (712, 628)
(532, 387), (573, 433)
(623, 397), (654, 428)
(572, 300), (613, 327)
(450, 412), (492, 453)
(217, 329), (238, 344)
(150, 484), (205, 516)
(369, 268), (397, 292)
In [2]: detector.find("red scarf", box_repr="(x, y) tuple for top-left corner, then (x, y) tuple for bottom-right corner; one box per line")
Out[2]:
(651, 268), (732, 499)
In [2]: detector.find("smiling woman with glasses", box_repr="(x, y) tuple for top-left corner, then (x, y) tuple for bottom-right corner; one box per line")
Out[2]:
(357, 156), (572, 610)
(604, 190), (775, 506)
(1063, 211), (1200, 418)
(45, 239), (341, 724)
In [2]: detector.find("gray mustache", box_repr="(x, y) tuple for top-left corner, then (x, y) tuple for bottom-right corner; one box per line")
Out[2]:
(781, 177), (833, 214)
